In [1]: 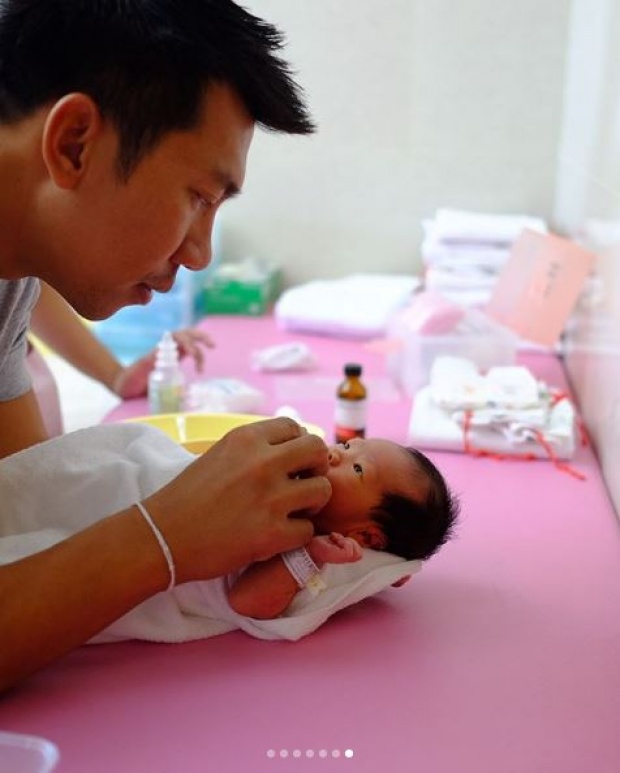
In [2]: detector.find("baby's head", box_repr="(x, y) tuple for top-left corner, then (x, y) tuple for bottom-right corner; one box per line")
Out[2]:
(314, 438), (459, 560)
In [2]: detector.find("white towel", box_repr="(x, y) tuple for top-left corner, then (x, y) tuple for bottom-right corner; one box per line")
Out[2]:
(275, 274), (420, 339)
(0, 424), (421, 643)
(428, 208), (547, 246)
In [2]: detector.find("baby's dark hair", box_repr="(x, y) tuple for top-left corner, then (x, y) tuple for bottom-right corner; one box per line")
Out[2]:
(0, 0), (314, 178)
(370, 448), (459, 561)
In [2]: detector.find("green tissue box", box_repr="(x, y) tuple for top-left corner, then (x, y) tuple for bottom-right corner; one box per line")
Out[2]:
(196, 262), (281, 316)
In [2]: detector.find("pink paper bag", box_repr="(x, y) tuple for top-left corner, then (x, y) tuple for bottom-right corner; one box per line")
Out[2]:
(486, 229), (596, 346)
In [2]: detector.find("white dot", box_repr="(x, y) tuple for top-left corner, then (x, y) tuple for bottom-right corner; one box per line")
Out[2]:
(266, 749), (276, 758)
(280, 749), (289, 758)
(345, 749), (354, 758)
(332, 749), (341, 758)
(293, 749), (301, 758)
(319, 749), (328, 758)
(306, 749), (315, 758)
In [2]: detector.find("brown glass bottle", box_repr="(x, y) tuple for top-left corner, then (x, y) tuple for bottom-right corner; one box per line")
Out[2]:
(334, 363), (367, 443)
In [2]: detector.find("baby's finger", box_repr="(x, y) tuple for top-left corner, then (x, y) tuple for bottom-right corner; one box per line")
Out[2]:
(329, 532), (346, 546)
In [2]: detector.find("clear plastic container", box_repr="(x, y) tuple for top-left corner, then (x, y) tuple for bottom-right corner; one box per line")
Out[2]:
(386, 307), (518, 397)
(0, 731), (59, 773)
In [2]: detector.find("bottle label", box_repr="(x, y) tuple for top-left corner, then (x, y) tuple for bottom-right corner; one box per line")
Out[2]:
(334, 398), (367, 433)
(149, 384), (185, 414)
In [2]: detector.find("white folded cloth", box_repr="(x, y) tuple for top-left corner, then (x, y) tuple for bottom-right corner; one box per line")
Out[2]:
(408, 357), (576, 459)
(275, 273), (420, 339)
(0, 424), (420, 643)
(426, 208), (548, 246)
(421, 242), (511, 269)
(408, 386), (575, 459)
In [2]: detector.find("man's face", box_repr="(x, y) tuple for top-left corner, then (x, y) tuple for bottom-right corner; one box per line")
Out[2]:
(34, 82), (254, 320)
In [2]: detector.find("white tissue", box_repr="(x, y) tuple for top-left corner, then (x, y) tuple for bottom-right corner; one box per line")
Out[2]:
(186, 378), (264, 413)
(251, 342), (317, 372)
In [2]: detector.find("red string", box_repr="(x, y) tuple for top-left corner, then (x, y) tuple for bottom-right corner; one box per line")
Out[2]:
(460, 407), (586, 480)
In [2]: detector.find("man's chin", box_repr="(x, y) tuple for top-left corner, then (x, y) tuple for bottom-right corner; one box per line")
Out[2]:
(72, 297), (133, 322)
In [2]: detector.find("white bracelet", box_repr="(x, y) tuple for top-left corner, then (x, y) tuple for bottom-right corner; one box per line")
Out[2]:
(135, 501), (176, 591)
(281, 547), (326, 597)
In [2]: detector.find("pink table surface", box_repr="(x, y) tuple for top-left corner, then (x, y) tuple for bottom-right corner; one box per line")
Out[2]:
(2, 316), (620, 773)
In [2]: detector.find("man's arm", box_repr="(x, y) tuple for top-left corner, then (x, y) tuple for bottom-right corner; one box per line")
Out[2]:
(30, 281), (126, 393)
(0, 390), (48, 458)
(0, 418), (331, 692)
(227, 533), (363, 619)
(30, 282), (213, 399)
(0, 506), (165, 693)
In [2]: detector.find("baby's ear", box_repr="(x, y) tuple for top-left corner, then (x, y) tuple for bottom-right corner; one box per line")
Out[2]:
(349, 525), (386, 551)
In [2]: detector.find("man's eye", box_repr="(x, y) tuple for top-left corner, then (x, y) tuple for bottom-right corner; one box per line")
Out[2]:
(353, 463), (363, 476)
(193, 191), (214, 209)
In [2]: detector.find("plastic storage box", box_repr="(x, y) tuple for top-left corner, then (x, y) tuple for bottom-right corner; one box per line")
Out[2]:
(386, 308), (517, 397)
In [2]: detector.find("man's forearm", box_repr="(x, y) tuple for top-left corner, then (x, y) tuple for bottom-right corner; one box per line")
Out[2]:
(0, 506), (166, 693)
(30, 282), (122, 391)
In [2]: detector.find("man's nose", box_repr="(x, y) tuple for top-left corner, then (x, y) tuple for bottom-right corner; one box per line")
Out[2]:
(174, 237), (212, 272)
(181, 214), (217, 271)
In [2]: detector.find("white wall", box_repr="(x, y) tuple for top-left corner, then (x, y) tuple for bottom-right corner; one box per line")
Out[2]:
(559, 0), (620, 515)
(218, 0), (570, 286)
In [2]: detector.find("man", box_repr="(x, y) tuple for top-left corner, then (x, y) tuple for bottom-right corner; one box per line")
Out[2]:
(0, 0), (331, 691)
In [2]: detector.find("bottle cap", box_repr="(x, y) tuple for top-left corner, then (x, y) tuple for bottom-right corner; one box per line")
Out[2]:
(154, 330), (180, 368)
(344, 363), (362, 377)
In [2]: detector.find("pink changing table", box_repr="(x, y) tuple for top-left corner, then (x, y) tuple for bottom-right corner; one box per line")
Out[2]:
(1, 315), (619, 773)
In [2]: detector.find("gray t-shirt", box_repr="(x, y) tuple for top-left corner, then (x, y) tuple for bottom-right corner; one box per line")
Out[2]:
(0, 277), (40, 400)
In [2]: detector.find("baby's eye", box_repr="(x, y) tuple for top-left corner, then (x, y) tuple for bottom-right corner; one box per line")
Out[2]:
(353, 463), (363, 476)
(340, 442), (350, 450)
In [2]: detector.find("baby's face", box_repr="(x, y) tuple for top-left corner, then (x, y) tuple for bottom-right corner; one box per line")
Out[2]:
(313, 438), (423, 539)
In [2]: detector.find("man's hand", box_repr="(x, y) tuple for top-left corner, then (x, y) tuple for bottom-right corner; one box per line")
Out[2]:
(143, 417), (331, 583)
(113, 328), (215, 399)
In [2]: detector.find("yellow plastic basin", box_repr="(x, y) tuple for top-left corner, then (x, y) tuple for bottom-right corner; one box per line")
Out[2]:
(124, 412), (325, 454)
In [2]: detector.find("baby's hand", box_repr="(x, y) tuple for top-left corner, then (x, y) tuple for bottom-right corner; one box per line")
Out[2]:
(308, 533), (363, 565)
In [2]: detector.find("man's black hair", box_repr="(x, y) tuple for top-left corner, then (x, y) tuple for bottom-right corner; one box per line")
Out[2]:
(0, 0), (315, 177)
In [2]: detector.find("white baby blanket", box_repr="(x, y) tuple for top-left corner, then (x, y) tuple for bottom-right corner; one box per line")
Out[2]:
(0, 424), (420, 643)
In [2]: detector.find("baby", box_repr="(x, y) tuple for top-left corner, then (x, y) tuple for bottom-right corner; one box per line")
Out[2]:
(228, 438), (459, 619)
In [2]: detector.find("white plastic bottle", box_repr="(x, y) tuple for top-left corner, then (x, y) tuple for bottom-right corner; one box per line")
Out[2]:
(148, 331), (185, 414)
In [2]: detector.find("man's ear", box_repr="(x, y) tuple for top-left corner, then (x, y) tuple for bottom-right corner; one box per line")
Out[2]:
(41, 93), (103, 189)
(348, 525), (387, 551)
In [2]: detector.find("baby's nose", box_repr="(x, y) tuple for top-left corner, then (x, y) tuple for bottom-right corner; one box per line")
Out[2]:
(327, 447), (341, 466)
